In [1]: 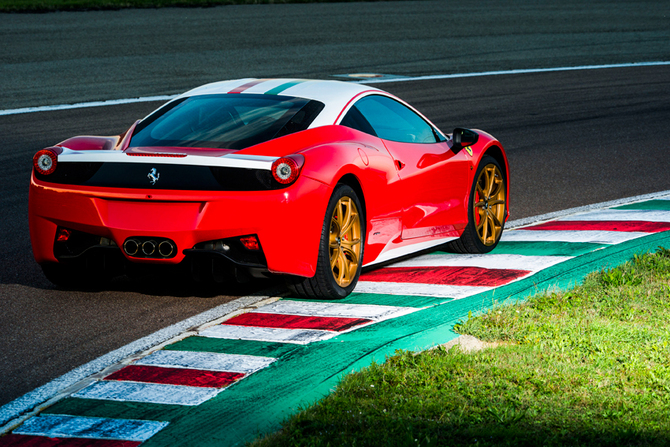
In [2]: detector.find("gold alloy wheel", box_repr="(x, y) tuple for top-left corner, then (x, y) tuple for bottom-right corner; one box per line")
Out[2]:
(329, 196), (362, 287)
(474, 164), (506, 246)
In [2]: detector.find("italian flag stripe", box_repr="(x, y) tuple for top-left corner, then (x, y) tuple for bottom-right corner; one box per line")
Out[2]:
(11, 414), (168, 442)
(222, 312), (373, 332)
(227, 79), (267, 94)
(0, 434), (141, 446)
(359, 266), (531, 286)
(105, 365), (244, 388)
(527, 220), (670, 232)
(264, 80), (307, 95)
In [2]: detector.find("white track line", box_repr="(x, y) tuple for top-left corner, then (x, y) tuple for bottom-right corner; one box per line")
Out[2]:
(0, 95), (177, 116)
(13, 414), (168, 441)
(72, 381), (220, 406)
(357, 61), (670, 84)
(2, 62), (668, 116)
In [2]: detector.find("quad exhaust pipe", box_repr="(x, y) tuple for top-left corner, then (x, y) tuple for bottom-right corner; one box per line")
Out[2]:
(123, 237), (176, 258)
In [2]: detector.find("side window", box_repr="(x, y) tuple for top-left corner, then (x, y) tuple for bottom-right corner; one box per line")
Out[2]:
(340, 105), (377, 137)
(351, 95), (439, 144)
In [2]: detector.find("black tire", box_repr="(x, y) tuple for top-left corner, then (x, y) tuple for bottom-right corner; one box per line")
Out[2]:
(287, 184), (365, 299)
(447, 155), (507, 254)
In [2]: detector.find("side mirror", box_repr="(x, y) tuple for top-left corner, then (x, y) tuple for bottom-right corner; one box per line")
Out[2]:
(451, 128), (479, 153)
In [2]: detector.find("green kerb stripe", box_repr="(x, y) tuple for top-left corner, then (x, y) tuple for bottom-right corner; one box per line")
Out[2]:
(42, 398), (187, 422)
(284, 293), (453, 308)
(264, 80), (307, 95)
(612, 200), (670, 211)
(432, 241), (605, 257)
(165, 336), (298, 358)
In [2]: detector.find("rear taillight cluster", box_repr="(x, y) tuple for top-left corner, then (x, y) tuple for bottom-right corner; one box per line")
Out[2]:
(33, 149), (58, 175)
(271, 154), (304, 185)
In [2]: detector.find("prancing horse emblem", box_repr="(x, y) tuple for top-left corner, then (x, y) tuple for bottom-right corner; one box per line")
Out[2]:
(147, 168), (160, 185)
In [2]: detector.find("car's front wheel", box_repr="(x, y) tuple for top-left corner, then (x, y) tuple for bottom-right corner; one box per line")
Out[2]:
(447, 155), (507, 253)
(287, 184), (365, 299)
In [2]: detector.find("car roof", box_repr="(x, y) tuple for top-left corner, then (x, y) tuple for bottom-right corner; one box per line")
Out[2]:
(176, 78), (387, 128)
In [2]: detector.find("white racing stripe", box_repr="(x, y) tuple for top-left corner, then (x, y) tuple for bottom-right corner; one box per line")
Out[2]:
(389, 253), (573, 271)
(72, 381), (220, 406)
(199, 325), (338, 345)
(57, 149), (277, 170)
(253, 300), (419, 320)
(13, 414), (168, 441)
(354, 282), (491, 299)
(501, 230), (649, 244)
(558, 209), (670, 223)
(135, 350), (275, 374)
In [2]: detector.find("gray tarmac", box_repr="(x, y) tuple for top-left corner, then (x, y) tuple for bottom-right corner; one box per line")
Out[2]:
(1, 0), (668, 109)
(1, 0), (669, 409)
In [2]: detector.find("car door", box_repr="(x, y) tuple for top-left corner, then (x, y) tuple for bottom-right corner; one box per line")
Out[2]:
(342, 95), (470, 239)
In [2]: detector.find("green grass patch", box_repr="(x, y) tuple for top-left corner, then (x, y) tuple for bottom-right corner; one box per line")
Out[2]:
(1, 0), (394, 13)
(251, 248), (670, 446)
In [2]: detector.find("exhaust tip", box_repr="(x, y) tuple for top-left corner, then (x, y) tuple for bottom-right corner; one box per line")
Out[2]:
(123, 239), (140, 256)
(142, 240), (156, 256)
(158, 240), (175, 257)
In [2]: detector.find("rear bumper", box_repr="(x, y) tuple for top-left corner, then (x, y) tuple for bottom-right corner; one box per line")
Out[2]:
(29, 173), (331, 278)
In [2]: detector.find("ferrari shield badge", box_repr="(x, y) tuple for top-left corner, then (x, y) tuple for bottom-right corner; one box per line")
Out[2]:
(465, 146), (473, 157)
(147, 168), (160, 185)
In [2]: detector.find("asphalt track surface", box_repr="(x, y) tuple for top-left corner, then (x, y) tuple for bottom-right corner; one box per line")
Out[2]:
(1, 0), (669, 411)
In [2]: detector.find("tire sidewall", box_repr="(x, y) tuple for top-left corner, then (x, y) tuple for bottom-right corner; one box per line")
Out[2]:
(316, 184), (365, 298)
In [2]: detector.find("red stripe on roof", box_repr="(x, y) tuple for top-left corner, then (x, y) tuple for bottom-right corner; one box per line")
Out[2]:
(105, 365), (244, 388)
(0, 434), (140, 447)
(525, 220), (670, 233)
(228, 79), (267, 94)
(222, 313), (372, 332)
(360, 266), (530, 286)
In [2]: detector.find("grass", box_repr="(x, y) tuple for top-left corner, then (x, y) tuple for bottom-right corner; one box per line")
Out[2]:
(0, 0), (394, 13)
(250, 248), (670, 446)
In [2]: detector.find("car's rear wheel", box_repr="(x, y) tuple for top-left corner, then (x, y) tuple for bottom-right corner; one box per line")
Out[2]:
(287, 184), (365, 299)
(447, 155), (506, 253)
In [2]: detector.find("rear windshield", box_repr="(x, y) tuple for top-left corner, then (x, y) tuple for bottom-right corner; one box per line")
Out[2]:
(130, 94), (324, 150)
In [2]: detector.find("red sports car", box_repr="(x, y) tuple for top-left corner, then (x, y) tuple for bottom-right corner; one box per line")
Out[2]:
(30, 78), (509, 299)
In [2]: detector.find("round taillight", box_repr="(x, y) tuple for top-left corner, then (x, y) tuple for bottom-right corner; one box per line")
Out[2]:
(33, 149), (58, 175)
(271, 155), (303, 185)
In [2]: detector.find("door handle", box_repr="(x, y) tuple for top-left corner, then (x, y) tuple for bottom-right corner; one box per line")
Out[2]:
(395, 160), (405, 170)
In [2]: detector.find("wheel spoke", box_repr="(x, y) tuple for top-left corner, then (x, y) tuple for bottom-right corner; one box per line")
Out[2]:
(341, 246), (359, 266)
(330, 247), (339, 269)
(328, 194), (363, 288)
(337, 251), (349, 283)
